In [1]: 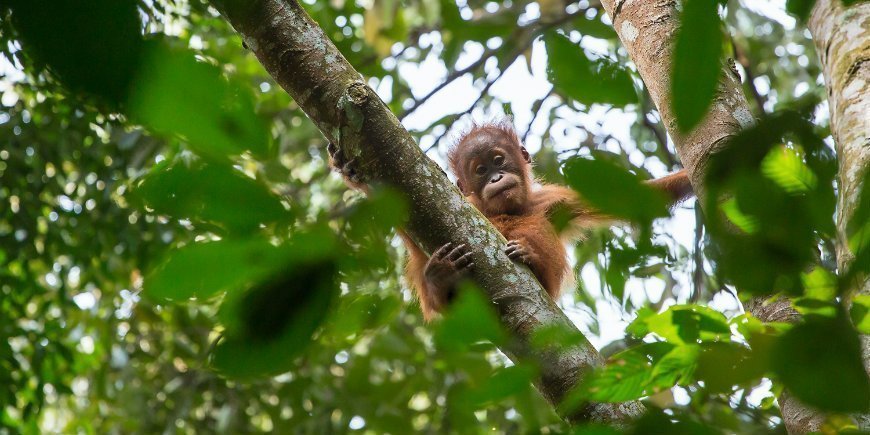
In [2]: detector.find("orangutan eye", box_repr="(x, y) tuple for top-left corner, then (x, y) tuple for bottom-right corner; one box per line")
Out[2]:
(493, 155), (504, 166)
(475, 165), (487, 175)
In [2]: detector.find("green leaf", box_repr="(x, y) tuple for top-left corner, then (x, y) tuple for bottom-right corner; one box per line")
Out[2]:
(573, 11), (618, 40)
(627, 305), (731, 344)
(544, 32), (637, 107)
(771, 315), (870, 412)
(8, 0), (142, 106)
(786, 0), (816, 21)
(695, 342), (765, 393)
(672, 0), (724, 132)
(464, 365), (536, 406)
(578, 342), (675, 403)
(144, 227), (336, 302)
(562, 157), (669, 225)
(649, 345), (699, 388)
(435, 284), (506, 352)
(704, 111), (836, 296)
(133, 159), (289, 232)
(760, 146), (817, 194)
(851, 295), (870, 335)
(129, 41), (270, 159)
(211, 255), (339, 379)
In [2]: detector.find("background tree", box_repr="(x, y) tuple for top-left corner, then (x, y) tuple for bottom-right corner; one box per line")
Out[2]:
(0, 0), (867, 433)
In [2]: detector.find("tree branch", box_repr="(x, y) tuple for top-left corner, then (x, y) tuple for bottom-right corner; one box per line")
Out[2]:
(210, 0), (642, 424)
(399, 5), (587, 121)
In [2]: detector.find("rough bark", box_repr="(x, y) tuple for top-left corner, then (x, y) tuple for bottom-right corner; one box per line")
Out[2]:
(208, 0), (643, 424)
(809, 0), (870, 429)
(598, 0), (824, 432)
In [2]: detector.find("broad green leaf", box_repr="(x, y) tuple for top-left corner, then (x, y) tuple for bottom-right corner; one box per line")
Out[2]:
(704, 112), (835, 296)
(578, 342), (674, 403)
(573, 11), (618, 40)
(786, 0), (816, 21)
(133, 159), (289, 232)
(630, 410), (721, 435)
(794, 268), (839, 317)
(672, 0), (723, 132)
(627, 305), (731, 344)
(562, 157), (669, 225)
(846, 171), (870, 280)
(761, 146), (817, 194)
(463, 365), (536, 406)
(695, 342), (765, 393)
(435, 284), (506, 352)
(801, 267), (838, 300)
(211, 256), (339, 379)
(719, 197), (759, 233)
(851, 295), (870, 335)
(8, 0), (142, 106)
(145, 227), (335, 302)
(771, 315), (870, 412)
(649, 345), (699, 388)
(129, 41), (270, 159)
(573, 426), (621, 435)
(544, 32), (636, 107)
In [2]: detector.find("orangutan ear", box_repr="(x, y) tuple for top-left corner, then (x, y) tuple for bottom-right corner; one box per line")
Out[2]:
(520, 147), (531, 163)
(456, 180), (466, 195)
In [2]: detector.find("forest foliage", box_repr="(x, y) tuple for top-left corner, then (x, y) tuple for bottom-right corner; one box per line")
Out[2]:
(1, 0), (868, 432)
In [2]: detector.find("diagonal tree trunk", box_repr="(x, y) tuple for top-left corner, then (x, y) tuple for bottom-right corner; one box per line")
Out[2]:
(808, 0), (870, 429)
(208, 0), (643, 424)
(597, 0), (825, 432)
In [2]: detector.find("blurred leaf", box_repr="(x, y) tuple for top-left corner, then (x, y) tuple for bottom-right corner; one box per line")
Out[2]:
(563, 157), (669, 225)
(705, 111), (836, 295)
(464, 365), (536, 407)
(575, 342), (674, 403)
(544, 31), (637, 107)
(129, 41), (270, 159)
(8, 0), (142, 105)
(649, 345), (699, 387)
(211, 254), (339, 379)
(133, 159), (289, 232)
(573, 425), (621, 435)
(760, 145), (817, 194)
(851, 294), (870, 335)
(630, 410), (721, 435)
(794, 267), (839, 317)
(145, 227), (335, 302)
(695, 342), (765, 393)
(786, 0), (816, 21)
(531, 322), (588, 350)
(771, 314), (870, 412)
(627, 305), (731, 344)
(344, 187), (408, 239)
(573, 11), (618, 40)
(435, 284), (506, 352)
(846, 170), (870, 280)
(672, 0), (723, 132)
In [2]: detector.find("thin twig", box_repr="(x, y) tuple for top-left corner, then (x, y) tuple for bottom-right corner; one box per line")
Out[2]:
(522, 86), (556, 143)
(400, 5), (586, 121)
(424, 64), (511, 154)
(690, 205), (705, 303)
(732, 37), (766, 114)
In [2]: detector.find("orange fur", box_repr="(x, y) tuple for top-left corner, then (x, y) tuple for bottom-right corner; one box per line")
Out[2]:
(332, 121), (693, 321)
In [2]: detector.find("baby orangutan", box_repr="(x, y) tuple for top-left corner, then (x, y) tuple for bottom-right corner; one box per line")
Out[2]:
(331, 121), (693, 320)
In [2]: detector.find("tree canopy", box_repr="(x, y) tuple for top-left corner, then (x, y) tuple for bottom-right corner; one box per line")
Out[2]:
(1, 0), (868, 433)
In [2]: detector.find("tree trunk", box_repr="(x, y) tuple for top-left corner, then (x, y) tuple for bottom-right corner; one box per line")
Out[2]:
(208, 0), (642, 424)
(598, 0), (824, 432)
(809, 0), (870, 429)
